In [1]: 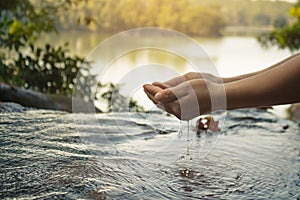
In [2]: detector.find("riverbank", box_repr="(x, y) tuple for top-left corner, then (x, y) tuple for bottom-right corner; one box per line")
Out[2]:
(1, 84), (300, 122)
(222, 26), (273, 37)
(0, 83), (72, 112)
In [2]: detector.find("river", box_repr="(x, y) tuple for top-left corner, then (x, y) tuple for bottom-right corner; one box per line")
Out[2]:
(1, 30), (299, 199)
(0, 104), (299, 199)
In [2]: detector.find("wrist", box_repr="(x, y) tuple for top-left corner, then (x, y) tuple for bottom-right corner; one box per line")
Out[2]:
(207, 81), (227, 112)
(224, 78), (264, 111)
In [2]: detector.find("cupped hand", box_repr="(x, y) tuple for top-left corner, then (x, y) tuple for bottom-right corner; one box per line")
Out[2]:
(152, 72), (222, 89)
(144, 79), (224, 120)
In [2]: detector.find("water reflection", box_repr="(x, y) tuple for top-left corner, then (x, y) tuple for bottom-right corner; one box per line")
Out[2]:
(40, 32), (292, 116)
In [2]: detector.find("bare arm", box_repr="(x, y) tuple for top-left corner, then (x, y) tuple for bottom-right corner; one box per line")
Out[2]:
(158, 53), (300, 86)
(225, 53), (300, 110)
(144, 53), (300, 120)
(223, 52), (300, 83)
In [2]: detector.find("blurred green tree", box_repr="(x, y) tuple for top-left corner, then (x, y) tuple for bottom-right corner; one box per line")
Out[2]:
(97, 83), (144, 112)
(55, 0), (226, 36)
(258, 1), (300, 52)
(0, 0), (91, 95)
(0, 0), (143, 112)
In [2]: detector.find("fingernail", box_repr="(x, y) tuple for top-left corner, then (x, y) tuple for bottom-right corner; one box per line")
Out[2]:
(155, 92), (162, 100)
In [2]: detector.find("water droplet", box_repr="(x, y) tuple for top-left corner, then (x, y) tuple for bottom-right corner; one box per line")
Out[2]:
(178, 120), (183, 138)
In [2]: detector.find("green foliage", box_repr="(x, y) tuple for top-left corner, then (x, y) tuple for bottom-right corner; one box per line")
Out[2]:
(0, 0), (58, 50)
(257, 1), (300, 52)
(274, 15), (288, 29)
(50, 0), (292, 37)
(96, 83), (144, 113)
(0, 42), (90, 95)
(194, 0), (291, 27)
(0, 0), (88, 96)
(0, 0), (144, 112)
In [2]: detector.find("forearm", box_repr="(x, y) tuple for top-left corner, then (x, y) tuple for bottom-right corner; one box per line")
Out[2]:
(224, 54), (300, 110)
(222, 53), (300, 83)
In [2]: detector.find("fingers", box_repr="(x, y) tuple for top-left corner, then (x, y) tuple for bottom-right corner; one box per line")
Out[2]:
(152, 73), (204, 90)
(143, 83), (180, 104)
(144, 89), (159, 104)
(143, 84), (179, 116)
(143, 83), (182, 118)
(154, 82), (189, 102)
(144, 83), (197, 120)
(153, 89), (175, 102)
(144, 82), (189, 103)
(159, 72), (203, 88)
(183, 72), (202, 80)
(143, 72), (215, 120)
(152, 82), (169, 89)
(163, 76), (186, 87)
(143, 84), (164, 104)
(143, 84), (163, 96)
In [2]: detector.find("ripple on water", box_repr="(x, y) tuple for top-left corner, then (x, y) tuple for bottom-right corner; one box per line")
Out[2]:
(0, 108), (299, 199)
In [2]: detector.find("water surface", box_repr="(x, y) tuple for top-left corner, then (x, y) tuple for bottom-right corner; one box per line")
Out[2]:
(1, 106), (299, 199)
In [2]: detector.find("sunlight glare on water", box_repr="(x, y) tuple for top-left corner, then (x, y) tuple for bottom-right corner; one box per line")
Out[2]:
(0, 106), (299, 199)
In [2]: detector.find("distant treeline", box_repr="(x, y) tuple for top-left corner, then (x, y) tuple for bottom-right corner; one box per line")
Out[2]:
(193, 0), (292, 27)
(32, 0), (293, 36)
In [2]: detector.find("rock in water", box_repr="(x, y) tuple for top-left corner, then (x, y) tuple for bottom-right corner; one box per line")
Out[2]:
(0, 102), (26, 112)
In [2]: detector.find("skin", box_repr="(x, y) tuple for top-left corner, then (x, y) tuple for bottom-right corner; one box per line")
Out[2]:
(143, 53), (300, 120)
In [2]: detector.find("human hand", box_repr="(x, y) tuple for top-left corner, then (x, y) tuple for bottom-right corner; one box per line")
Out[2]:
(143, 73), (200, 108)
(152, 72), (222, 89)
(144, 79), (223, 120)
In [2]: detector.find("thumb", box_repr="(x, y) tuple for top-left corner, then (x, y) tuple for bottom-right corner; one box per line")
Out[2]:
(154, 82), (188, 102)
(152, 82), (170, 89)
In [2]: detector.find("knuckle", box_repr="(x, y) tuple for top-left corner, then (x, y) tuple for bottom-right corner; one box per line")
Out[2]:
(184, 72), (194, 80)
